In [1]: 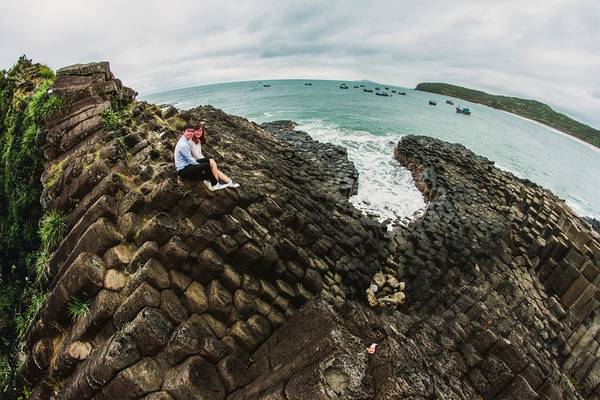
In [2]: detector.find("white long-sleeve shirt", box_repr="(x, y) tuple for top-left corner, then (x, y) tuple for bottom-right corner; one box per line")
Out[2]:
(174, 136), (197, 171)
(190, 140), (204, 160)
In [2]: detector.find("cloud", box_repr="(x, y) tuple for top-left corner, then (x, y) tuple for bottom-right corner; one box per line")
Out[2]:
(1, 0), (599, 127)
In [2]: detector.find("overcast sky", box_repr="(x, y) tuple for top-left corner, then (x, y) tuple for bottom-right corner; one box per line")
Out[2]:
(2, 0), (599, 127)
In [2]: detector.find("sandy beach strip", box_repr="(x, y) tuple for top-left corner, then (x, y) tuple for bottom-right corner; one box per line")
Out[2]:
(499, 110), (600, 154)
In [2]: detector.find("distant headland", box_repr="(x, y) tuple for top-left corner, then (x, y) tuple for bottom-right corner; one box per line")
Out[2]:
(415, 82), (600, 149)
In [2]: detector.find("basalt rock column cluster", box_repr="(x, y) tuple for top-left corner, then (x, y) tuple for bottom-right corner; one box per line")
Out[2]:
(390, 136), (600, 398)
(15, 61), (600, 400)
(20, 62), (391, 399)
(231, 135), (600, 399)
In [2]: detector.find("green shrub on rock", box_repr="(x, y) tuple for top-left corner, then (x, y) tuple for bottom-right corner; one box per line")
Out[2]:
(1, 56), (62, 269)
(39, 209), (68, 252)
(100, 108), (123, 132)
(67, 297), (91, 321)
(0, 56), (61, 395)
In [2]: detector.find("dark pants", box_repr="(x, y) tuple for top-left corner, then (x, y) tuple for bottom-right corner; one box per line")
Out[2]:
(177, 159), (217, 185)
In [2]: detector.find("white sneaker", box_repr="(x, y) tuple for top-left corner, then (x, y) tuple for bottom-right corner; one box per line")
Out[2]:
(203, 180), (213, 190)
(228, 179), (240, 188)
(211, 182), (228, 191)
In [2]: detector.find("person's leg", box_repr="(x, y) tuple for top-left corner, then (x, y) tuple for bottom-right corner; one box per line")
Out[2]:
(178, 165), (199, 180)
(209, 159), (231, 183)
(216, 170), (231, 183)
(195, 159), (216, 183)
(199, 161), (218, 185)
(179, 164), (217, 185)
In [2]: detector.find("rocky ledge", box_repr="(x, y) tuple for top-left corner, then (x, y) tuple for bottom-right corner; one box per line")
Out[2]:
(584, 217), (600, 235)
(14, 62), (600, 400)
(260, 120), (359, 199)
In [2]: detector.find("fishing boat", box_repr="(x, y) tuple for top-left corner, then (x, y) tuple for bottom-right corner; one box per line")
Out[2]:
(456, 106), (471, 115)
(375, 87), (380, 91)
(304, 82), (312, 86)
(360, 84), (365, 87)
(376, 92), (389, 97)
(398, 92), (406, 95)
(339, 84), (349, 89)
(385, 87), (389, 90)
(363, 88), (373, 93)
(446, 100), (454, 105)
(391, 90), (397, 93)
(353, 86), (359, 88)
(263, 84), (271, 87)
(429, 100), (437, 106)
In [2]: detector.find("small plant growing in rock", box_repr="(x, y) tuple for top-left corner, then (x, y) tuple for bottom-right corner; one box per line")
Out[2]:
(15, 291), (48, 340)
(0, 355), (13, 394)
(39, 209), (68, 252)
(38, 65), (55, 79)
(35, 94), (62, 123)
(16, 384), (32, 400)
(100, 108), (130, 158)
(100, 109), (123, 132)
(26, 84), (63, 123)
(48, 320), (65, 333)
(67, 297), (91, 321)
(33, 249), (49, 283)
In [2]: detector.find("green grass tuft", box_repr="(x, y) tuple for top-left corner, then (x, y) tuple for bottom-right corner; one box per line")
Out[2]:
(0, 355), (13, 394)
(38, 65), (55, 80)
(36, 94), (62, 123)
(67, 297), (91, 321)
(16, 384), (31, 400)
(15, 291), (47, 340)
(25, 79), (62, 125)
(100, 109), (123, 131)
(39, 209), (68, 252)
(33, 249), (49, 283)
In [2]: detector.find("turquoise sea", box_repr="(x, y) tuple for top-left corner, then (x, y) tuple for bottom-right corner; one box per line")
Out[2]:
(142, 80), (600, 223)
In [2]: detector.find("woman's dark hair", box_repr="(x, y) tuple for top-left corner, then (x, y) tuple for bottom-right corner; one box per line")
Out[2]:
(186, 123), (207, 144)
(196, 125), (207, 144)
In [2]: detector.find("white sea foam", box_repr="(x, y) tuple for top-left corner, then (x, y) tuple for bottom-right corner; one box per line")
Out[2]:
(296, 119), (426, 226)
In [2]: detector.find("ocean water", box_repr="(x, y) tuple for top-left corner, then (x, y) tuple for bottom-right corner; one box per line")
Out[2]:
(142, 80), (600, 223)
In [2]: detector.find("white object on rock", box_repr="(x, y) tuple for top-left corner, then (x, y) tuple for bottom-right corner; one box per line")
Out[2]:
(367, 343), (378, 354)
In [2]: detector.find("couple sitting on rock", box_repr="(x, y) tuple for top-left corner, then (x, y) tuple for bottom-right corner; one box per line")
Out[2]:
(174, 124), (240, 191)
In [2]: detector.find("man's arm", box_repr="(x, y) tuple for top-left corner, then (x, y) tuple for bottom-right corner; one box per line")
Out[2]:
(180, 141), (198, 165)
